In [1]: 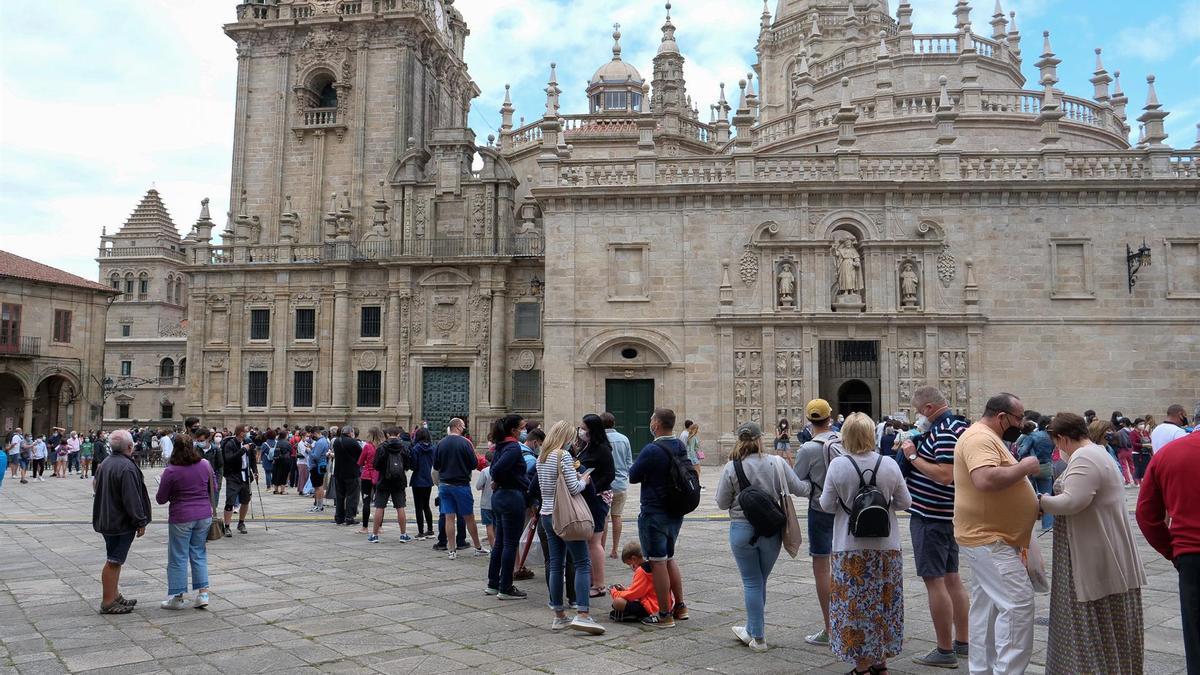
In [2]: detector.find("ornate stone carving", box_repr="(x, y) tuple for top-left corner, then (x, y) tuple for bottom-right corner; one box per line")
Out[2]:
(749, 379), (762, 407)
(777, 261), (796, 307)
(937, 244), (956, 288)
(469, 295), (491, 392)
(914, 352), (925, 377)
(359, 351), (379, 370)
(735, 379), (748, 405)
(955, 352), (967, 377)
(791, 352), (803, 378)
(247, 354), (269, 370)
(516, 349), (536, 371)
(413, 199), (426, 238)
(775, 352), (787, 378)
(471, 194), (485, 237)
(900, 260), (920, 308)
(899, 351), (910, 376)
(292, 354), (315, 369)
(940, 352), (952, 377)
(411, 293), (426, 341)
(205, 354), (227, 371)
(432, 297), (460, 334)
(738, 246), (758, 285)
(734, 351), (747, 377)
(831, 235), (865, 301)
(749, 351), (762, 377)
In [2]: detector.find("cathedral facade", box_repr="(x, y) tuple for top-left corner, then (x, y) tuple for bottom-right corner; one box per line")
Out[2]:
(153, 0), (1196, 449)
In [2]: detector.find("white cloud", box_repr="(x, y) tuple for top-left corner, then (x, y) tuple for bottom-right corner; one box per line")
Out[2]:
(1113, 0), (1200, 62)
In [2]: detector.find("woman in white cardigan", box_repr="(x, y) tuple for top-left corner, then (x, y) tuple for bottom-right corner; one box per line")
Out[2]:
(1039, 412), (1146, 675)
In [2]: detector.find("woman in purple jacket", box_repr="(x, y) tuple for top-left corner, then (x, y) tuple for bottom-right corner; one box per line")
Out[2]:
(155, 436), (214, 610)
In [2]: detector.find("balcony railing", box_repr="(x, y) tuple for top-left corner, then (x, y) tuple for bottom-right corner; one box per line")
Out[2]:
(0, 336), (40, 358)
(98, 246), (186, 260)
(302, 108), (338, 127)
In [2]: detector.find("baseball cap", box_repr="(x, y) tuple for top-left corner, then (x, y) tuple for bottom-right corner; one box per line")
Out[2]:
(806, 399), (833, 422)
(736, 421), (762, 439)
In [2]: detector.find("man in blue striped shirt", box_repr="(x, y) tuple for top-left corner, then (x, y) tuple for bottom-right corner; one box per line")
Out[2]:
(900, 386), (970, 669)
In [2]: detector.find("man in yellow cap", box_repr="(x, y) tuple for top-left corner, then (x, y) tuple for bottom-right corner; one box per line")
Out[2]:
(791, 398), (840, 646)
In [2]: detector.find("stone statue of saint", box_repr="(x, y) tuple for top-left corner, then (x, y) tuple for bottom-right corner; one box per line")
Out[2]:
(735, 379), (748, 405)
(777, 264), (796, 306)
(831, 237), (864, 298)
(776, 352), (788, 377)
(735, 351), (746, 377)
(900, 261), (920, 307)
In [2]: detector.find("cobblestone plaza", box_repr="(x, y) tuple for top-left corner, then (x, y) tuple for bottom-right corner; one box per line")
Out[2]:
(0, 472), (1189, 674)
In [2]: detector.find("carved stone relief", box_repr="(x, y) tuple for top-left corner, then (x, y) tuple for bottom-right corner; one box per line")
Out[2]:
(937, 244), (956, 288)
(774, 350), (805, 424)
(734, 347), (763, 425)
(776, 260), (797, 308)
(899, 260), (921, 308)
(738, 246), (758, 285)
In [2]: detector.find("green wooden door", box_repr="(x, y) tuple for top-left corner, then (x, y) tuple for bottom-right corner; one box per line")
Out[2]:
(421, 367), (469, 441)
(605, 379), (654, 455)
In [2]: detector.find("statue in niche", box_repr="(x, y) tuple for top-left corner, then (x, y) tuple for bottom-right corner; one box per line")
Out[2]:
(940, 352), (952, 377)
(955, 352), (967, 377)
(777, 263), (796, 307)
(776, 352), (788, 378)
(900, 380), (912, 403)
(957, 380), (968, 403)
(831, 235), (865, 305)
(914, 351), (925, 376)
(735, 379), (748, 405)
(735, 351), (747, 377)
(750, 352), (762, 377)
(900, 261), (920, 308)
(899, 351), (910, 376)
(791, 381), (803, 405)
(791, 351), (803, 377)
(777, 380), (788, 402)
(750, 379), (762, 407)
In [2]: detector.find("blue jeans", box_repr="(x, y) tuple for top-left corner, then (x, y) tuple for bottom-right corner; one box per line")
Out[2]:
(167, 518), (212, 596)
(540, 514), (592, 613)
(729, 520), (782, 640)
(487, 489), (525, 592)
(1031, 476), (1054, 530)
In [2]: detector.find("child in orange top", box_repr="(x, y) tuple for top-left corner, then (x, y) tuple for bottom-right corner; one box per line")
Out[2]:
(609, 542), (674, 622)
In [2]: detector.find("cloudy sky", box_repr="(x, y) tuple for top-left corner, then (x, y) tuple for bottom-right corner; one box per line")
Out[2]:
(2, 0), (1197, 280)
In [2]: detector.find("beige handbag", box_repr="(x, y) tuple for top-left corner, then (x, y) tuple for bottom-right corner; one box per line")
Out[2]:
(551, 451), (594, 541)
(206, 472), (224, 542)
(776, 458), (803, 558)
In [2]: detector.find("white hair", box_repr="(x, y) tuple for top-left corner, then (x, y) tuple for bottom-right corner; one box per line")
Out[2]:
(109, 429), (134, 454)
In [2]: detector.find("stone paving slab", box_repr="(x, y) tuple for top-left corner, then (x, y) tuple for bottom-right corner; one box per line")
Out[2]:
(0, 468), (1189, 674)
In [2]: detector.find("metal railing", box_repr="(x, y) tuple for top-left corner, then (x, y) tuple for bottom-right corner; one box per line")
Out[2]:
(0, 336), (40, 357)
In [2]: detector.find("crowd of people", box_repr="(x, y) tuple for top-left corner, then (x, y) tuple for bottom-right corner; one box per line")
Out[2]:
(5, 396), (1198, 674)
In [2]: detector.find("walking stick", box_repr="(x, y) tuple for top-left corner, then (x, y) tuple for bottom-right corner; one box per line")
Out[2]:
(253, 472), (270, 532)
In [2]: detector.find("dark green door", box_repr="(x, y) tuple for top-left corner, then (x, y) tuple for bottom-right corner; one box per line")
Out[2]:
(605, 379), (654, 455)
(422, 367), (469, 441)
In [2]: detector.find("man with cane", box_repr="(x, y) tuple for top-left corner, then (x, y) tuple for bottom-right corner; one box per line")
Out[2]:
(220, 425), (258, 537)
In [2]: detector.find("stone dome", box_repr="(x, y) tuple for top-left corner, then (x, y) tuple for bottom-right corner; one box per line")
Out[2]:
(589, 24), (644, 87)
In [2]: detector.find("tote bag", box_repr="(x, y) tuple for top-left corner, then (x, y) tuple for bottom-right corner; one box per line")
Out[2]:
(775, 458), (803, 558)
(551, 451), (594, 541)
(206, 471), (224, 542)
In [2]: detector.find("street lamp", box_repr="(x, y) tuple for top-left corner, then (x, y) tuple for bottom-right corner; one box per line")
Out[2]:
(1126, 240), (1152, 293)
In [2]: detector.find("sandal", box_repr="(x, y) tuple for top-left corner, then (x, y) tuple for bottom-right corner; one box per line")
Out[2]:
(869, 666), (889, 675)
(99, 600), (134, 615)
(589, 586), (607, 598)
(116, 594), (137, 607)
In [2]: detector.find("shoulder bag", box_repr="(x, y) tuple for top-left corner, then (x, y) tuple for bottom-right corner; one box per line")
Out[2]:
(551, 451), (594, 541)
(206, 470), (224, 542)
(775, 457), (803, 558)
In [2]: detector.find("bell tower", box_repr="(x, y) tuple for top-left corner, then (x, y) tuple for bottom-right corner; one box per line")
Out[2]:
(223, 0), (478, 245)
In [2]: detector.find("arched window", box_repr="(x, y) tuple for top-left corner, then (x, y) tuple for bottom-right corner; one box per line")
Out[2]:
(110, 273), (120, 291)
(175, 279), (183, 305)
(177, 358), (186, 380)
(159, 358), (175, 382)
(138, 272), (149, 298)
(318, 80), (338, 108)
(124, 273), (135, 297)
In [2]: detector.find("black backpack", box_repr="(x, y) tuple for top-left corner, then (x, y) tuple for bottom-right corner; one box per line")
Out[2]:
(385, 447), (406, 480)
(733, 459), (786, 543)
(838, 454), (891, 538)
(655, 441), (701, 517)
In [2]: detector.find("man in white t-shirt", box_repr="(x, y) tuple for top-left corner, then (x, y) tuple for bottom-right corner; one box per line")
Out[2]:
(159, 430), (174, 464)
(1150, 404), (1189, 453)
(6, 429), (22, 477)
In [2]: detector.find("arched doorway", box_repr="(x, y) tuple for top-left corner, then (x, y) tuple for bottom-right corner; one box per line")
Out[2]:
(33, 375), (76, 435)
(0, 373), (26, 432)
(836, 379), (874, 418)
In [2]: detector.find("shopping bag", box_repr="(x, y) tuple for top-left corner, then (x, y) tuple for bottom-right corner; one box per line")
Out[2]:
(518, 520), (540, 563)
(775, 459), (803, 558)
(1023, 537), (1050, 593)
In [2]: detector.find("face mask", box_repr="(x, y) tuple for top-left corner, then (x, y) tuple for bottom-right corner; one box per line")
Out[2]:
(194, 441), (208, 449)
(915, 415), (930, 433)
(1001, 417), (1022, 443)
(214, 435), (223, 444)
(1138, 424), (1147, 431)
(578, 429), (589, 441)
(519, 430), (528, 442)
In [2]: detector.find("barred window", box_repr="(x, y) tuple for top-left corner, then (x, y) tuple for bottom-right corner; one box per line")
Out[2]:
(295, 308), (315, 340)
(293, 371), (314, 408)
(512, 370), (541, 410)
(120, 361), (132, 377)
(250, 309), (271, 340)
(514, 302), (541, 340)
(160, 402), (174, 419)
(356, 370), (381, 408)
(53, 309), (72, 343)
(120, 324), (131, 337)
(360, 306), (381, 338)
(247, 370), (268, 407)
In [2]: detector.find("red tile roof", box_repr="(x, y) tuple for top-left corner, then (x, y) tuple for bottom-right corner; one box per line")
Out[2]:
(0, 250), (119, 294)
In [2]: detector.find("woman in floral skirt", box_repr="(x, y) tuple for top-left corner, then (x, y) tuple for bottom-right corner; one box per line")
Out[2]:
(819, 412), (912, 675)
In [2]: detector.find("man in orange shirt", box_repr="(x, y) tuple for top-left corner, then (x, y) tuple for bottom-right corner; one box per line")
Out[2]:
(953, 393), (1040, 675)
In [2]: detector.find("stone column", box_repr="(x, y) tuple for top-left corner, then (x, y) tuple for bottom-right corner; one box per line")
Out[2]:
(488, 288), (507, 411)
(762, 326), (777, 424)
(22, 398), (33, 434)
(183, 288), (205, 415)
(272, 291), (289, 408)
(228, 293), (245, 409)
(386, 284), (402, 409)
(331, 273), (351, 413)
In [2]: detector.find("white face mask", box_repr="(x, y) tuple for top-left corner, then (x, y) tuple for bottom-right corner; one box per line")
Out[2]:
(915, 415), (930, 433)
(578, 429), (589, 441)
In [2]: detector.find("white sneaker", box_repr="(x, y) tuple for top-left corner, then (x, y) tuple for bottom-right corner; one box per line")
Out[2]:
(732, 626), (752, 646)
(551, 616), (572, 631)
(568, 615), (606, 635)
(194, 591), (209, 609)
(160, 594), (187, 610)
(474, 547), (490, 557)
(448, 549), (457, 561)
(748, 638), (769, 652)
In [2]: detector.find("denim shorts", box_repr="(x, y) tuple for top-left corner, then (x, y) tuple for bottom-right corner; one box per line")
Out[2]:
(480, 508), (494, 526)
(103, 531), (137, 565)
(438, 484), (474, 516)
(638, 511), (683, 561)
(807, 508), (835, 557)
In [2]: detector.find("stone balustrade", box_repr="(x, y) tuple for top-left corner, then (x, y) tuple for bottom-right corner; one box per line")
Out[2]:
(236, 0), (406, 21)
(301, 108), (338, 127)
(546, 150), (1198, 187)
(98, 245), (186, 260)
(508, 114), (713, 151)
(188, 235), (546, 267)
